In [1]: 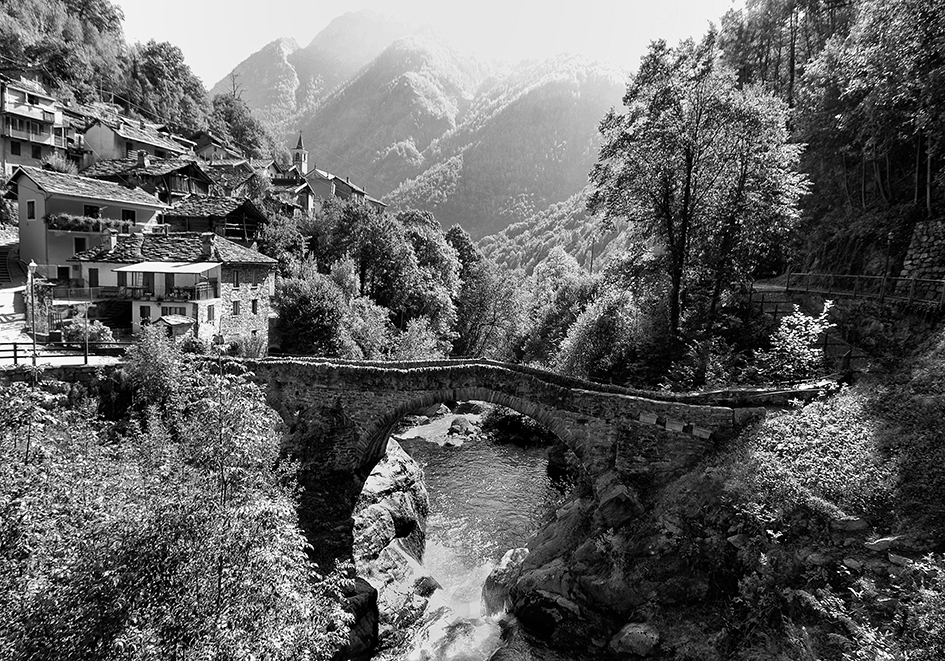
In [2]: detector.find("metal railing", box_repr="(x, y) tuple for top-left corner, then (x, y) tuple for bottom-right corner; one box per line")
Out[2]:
(51, 284), (218, 301)
(785, 271), (945, 308)
(0, 341), (134, 366)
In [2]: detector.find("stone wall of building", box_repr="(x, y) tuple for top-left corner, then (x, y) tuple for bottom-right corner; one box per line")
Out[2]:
(218, 264), (274, 355)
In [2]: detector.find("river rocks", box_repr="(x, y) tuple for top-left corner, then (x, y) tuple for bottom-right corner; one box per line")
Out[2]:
(343, 577), (379, 660)
(595, 470), (643, 529)
(448, 416), (474, 436)
(609, 622), (660, 657)
(454, 400), (486, 415)
(483, 547), (530, 615)
(352, 439), (433, 654)
(865, 535), (904, 552)
(832, 515), (870, 532)
(354, 439), (429, 566)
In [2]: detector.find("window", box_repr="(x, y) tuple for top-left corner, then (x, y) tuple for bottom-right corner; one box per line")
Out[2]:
(10, 142), (20, 156)
(251, 299), (258, 315)
(117, 271), (127, 288)
(26, 200), (35, 220)
(88, 268), (99, 288)
(83, 205), (100, 219)
(74, 237), (87, 254)
(161, 306), (186, 316)
(121, 209), (136, 223)
(125, 141), (133, 156)
(31, 145), (41, 160)
(207, 304), (215, 322)
(140, 305), (151, 324)
(232, 270), (240, 286)
(165, 273), (174, 294)
(232, 301), (240, 316)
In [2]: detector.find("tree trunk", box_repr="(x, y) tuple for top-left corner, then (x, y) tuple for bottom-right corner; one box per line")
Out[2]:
(861, 150), (867, 209)
(928, 148), (933, 216)
(915, 132), (922, 206)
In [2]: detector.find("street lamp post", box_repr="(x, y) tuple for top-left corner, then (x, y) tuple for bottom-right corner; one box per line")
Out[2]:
(28, 260), (36, 366)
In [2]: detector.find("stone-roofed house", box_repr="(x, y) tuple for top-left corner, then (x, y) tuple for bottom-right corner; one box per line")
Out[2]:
(9, 165), (165, 280)
(84, 117), (191, 163)
(80, 151), (213, 203)
(203, 159), (257, 197)
(163, 196), (268, 244)
(191, 130), (243, 161)
(71, 230), (277, 345)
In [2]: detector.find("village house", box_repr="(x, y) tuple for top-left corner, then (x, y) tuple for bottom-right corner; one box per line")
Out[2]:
(0, 76), (72, 177)
(191, 129), (243, 161)
(80, 151), (214, 204)
(9, 165), (165, 280)
(292, 136), (387, 213)
(71, 230), (276, 346)
(163, 196), (268, 244)
(83, 117), (191, 163)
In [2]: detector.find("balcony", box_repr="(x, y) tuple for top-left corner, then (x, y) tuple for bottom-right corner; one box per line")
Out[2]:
(3, 125), (55, 146)
(3, 100), (56, 124)
(45, 214), (131, 233)
(50, 283), (218, 302)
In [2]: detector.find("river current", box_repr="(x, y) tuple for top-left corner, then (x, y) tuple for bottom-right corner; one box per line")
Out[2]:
(375, 409), (579, 661)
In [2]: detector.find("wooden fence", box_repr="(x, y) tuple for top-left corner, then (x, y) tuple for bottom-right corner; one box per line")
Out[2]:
(785, 271), (945, 308)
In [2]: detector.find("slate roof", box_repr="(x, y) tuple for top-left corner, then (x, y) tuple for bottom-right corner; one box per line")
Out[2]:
(12, 166), (165, 207)
(155, 314), (196, 326)
(204, 162), (254, 191)
(71, 232), (277, 265)
(80, 157), (205, 179)
(112, 120), (188, 154)
(164, 197), (266, 221)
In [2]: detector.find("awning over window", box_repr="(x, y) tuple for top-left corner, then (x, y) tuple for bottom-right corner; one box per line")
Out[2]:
(111, 261), (218, 274)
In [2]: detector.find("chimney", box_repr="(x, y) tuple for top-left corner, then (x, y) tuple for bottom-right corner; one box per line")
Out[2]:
(108, 229), (118, 250)
(137, 150), (149, 168)
(201, 231), (214, 258)
(132, 233), (144, 258)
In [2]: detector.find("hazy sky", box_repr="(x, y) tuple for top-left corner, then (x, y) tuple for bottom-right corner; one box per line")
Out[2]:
(116, 0), (739, 88)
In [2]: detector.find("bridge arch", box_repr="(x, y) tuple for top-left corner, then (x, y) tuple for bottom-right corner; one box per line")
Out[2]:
(243, 358), (757, 565)
(358, 386), (587, 480)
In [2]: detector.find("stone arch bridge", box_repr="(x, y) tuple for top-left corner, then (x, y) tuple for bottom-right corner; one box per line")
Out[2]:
(242, 358), (765, 565)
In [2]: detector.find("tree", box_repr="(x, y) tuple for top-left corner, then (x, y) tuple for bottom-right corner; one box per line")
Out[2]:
(589, 33), (807, 345)
(275, 273), (354, 356)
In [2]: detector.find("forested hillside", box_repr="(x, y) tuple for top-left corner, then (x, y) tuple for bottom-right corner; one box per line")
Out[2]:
(385, 56), (624, 238)
(208, 11), (417, 134)
(296, 35), (489, 199)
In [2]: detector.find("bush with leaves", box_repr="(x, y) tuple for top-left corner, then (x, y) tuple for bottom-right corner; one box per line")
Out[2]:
(0, 360), (351, 659)
(753, 301), (835, 382)
(61, 317), (115, 347)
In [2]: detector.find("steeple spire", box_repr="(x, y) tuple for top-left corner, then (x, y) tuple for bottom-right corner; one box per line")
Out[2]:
(291, 132), (309, 175)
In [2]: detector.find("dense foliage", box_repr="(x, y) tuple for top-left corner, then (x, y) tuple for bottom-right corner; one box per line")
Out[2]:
(0, 328), (350, 659)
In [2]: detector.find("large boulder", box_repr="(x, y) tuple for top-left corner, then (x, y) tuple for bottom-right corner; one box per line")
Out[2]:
(483, 547), (530, 614)
(351, 439), (433, 652)
(609, 622), (660, 657)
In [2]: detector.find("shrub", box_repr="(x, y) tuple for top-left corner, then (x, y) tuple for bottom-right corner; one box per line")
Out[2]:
(61, 318), (115, 347)
(754, 301), (834, 381)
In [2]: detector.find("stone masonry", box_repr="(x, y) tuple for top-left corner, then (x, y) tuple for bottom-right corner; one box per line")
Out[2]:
(244, 357), (766, 565)
(219, 264), (274, 352)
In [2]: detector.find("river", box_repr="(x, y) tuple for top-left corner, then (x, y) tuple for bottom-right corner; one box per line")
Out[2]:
(374, 406), (582, 661)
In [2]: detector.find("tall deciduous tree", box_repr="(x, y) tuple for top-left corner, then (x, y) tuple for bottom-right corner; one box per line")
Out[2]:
(589, 33), (807, 343)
